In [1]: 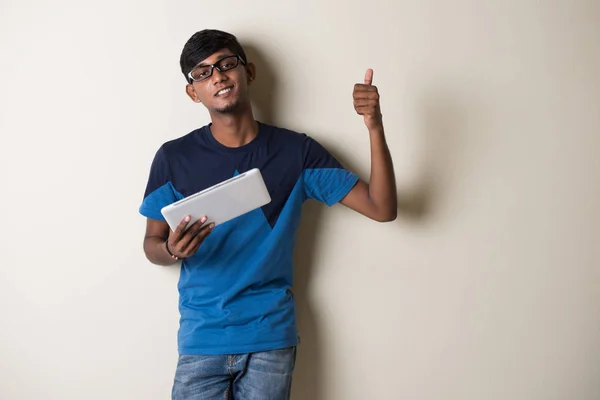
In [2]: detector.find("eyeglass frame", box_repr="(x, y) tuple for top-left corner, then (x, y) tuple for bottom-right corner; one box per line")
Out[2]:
(187, 54), (246, 83)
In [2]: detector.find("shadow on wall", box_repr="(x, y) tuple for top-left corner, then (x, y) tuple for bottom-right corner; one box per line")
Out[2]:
(243, 43), (281, 126)
(245, 41), (465, 399)
(398, 88), (469, 223)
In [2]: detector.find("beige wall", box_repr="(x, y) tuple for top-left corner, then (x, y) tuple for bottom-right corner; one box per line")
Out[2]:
(1, 1), (599, 399)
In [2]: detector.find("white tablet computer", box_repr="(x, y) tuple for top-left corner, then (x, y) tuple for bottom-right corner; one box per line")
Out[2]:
(160, 168), (271, 232)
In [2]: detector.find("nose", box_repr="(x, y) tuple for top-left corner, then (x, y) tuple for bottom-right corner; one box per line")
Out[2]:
(211, 67), (228, 84)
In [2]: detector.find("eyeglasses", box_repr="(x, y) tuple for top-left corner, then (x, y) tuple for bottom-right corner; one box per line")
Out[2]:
(187, 55), (246, 83)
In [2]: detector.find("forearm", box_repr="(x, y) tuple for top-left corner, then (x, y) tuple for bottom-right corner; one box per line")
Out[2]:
(144, 235), (178, 266)
(367, 126), (397, 220)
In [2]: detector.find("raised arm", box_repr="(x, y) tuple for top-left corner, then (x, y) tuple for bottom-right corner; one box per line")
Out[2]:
(340, 69), (397, 222)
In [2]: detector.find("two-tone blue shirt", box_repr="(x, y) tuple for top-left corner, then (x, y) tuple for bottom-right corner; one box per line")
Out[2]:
(140, 122), (358, 355)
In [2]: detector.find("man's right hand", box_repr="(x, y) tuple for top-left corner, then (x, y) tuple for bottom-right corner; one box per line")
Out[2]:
(142, 215), (214, 266)
(166, 215), (215, 259)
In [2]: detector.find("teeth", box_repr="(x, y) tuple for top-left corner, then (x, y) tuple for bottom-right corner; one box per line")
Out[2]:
(217, 88), (231, 96)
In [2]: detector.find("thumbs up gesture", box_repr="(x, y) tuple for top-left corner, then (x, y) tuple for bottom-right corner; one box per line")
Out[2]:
(353, 69), (383, 131)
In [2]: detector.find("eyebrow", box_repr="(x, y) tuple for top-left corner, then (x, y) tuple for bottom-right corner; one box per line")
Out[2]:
(193, 54), (235, 68)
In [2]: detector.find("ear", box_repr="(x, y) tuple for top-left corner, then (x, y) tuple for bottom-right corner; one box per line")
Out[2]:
(245, 62), (256, 85)
(186, 84), (201, 103)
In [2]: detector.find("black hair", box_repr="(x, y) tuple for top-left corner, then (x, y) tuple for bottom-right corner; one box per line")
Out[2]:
(180, 29), (247, 83)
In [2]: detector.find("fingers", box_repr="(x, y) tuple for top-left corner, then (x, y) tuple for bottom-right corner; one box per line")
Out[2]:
(356, 69), (376, 96)
(354, 69), (382, 127)
(172, 215), (192, 239)
(353, 90), (379, 100)
(175, 216), (207, 248)
(353, 96), (380, 116)
(353, 83), (378, 93)
(168, 215), (213, 258)
(353, 84), (378, 107)
(354, 69), (379, 116)
(354, 105), (379, 115)
(184, 223), (215, 254)
(364, 68), (373, 85)
(354, 96), (379, 109)
(354, 97), (379, 105)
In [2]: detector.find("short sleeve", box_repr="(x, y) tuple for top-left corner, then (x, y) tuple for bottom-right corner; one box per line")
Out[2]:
(139, 146), (183, 220)
(302, 135), (359, 206)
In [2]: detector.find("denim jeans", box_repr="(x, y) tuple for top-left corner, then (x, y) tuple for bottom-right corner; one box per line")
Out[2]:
(171, 346), (297, 399)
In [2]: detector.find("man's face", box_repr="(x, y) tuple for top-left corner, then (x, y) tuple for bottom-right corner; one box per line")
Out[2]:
(185, 49), (254, 114)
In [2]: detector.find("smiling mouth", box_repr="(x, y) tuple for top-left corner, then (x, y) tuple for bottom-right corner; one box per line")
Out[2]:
(215, 87), (233, 97)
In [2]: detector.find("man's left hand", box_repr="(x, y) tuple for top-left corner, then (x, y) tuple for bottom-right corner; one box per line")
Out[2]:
(353, 69), (383, 131)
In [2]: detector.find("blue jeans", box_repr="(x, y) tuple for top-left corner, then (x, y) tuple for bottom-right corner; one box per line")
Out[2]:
(171, 346), (297, 399)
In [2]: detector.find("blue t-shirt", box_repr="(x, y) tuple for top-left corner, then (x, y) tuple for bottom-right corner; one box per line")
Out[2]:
(139, 121), (359, 355)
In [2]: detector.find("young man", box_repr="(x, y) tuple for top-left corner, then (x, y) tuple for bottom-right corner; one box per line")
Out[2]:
(140, 29), (397, 400)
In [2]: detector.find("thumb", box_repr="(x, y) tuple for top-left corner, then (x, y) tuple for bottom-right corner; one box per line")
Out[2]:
(364, 68), (373, 85)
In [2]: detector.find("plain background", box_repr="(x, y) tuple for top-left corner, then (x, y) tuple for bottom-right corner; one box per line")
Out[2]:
(1, 0), (599, 399)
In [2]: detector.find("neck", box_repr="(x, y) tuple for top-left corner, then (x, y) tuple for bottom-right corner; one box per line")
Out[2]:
(209, 104), (258, 148)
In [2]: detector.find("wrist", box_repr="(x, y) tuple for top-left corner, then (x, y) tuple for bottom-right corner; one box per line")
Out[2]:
(368, 124), (384, 135)
(164, 240), (180, 261)
(366, 115), (384, 133)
